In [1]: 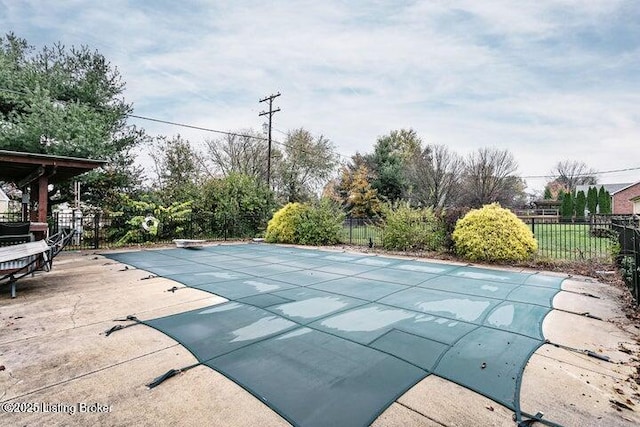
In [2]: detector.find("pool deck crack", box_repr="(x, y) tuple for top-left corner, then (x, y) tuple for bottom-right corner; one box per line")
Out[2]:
(395, 400), (451, 426)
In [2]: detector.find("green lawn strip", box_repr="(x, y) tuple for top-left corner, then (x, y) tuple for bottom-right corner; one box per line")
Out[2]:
(529, 223), (612, 261)
(342, 222), (613, 262)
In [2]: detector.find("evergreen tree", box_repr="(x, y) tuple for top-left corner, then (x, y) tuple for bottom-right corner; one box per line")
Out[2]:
(561, 192), (574, 218)
(543, 187), (552, 200)
(574, 190), (586, 218)
(586, 186), (598, 215)
(367, 129), (422, 202)
(598, 188), (611, 214)
(0, 33), (144, 208)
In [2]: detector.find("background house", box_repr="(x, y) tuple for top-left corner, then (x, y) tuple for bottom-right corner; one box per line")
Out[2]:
(631, 196), (640, 215)
(612, 182), (640, 214)
(0, 188), (9, 214)
(576, 182), (640, 215)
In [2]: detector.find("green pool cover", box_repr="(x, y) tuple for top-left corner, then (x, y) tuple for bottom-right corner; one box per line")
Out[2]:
(106, 244), (565, 426)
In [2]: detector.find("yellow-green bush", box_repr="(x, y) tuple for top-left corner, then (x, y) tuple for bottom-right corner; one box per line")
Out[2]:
(452, 203), (537, 262)
(265, 203), (307, 243)
(265, 200), (345, 245)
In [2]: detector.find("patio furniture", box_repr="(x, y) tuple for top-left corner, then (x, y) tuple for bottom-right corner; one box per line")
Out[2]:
(0, 229), (74, 298)
(0, 222), (34, 247)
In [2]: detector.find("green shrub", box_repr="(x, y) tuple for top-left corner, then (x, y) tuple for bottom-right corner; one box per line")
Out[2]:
(297, 199), (345, 245)
(452, 203), (537, 262)
(381, 203), (445, 251)
(619, 256), (635, 285)
(440, 206), (472, 251)
(265, 200), (345, 245)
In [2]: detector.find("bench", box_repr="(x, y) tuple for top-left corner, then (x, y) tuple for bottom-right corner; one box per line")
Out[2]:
(173, 239), (206, 248)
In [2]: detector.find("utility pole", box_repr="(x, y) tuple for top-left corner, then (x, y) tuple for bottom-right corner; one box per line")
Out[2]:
(259, 92), (281, 188)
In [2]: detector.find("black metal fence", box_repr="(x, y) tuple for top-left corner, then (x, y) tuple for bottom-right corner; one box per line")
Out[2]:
(611, 218), (640, 306)
(519, 216), (626, 262)
(342, 215), (636, 262)
(1, 211), (269, 250)
(343, 217), (384, 247)
(2, 209), (639, 305)
(1, 210), (637, 263)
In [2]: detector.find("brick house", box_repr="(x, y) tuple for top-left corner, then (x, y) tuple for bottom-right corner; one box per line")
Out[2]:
(576, 182), (640, 215)
(613, 182), (640, 214)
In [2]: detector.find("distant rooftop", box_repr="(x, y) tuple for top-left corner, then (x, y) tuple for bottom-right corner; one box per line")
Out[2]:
(575, 182), (635, 195)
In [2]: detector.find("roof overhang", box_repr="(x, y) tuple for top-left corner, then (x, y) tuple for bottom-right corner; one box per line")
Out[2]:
(0, 150), (107, 187)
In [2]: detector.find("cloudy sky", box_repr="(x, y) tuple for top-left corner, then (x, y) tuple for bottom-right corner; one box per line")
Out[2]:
(1, 0), (639, 192)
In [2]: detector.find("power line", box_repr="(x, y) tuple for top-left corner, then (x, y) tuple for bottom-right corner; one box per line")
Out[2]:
(521, 166), (640, 179)
(0, 87), (272, 141)
(128, 114), (268, 141)
(0, 86), (351, 166)
(2, 86), (638, 176)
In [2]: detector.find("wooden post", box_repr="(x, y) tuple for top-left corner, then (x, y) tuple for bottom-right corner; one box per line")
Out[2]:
(30, 182), (38, 222)
(38, 175), (48, 223)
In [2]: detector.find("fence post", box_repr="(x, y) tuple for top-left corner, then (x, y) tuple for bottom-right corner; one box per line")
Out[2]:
(531, 217), (535, 236)
(93, 212), (100, 249)
(189, 211), (194, 239)
(349, 218), (353, 245)
(634, 231), (640, 306)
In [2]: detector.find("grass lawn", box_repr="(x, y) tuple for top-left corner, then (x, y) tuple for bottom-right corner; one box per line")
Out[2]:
(342, 221), (614, 262)
(528, 223), (613, 261)
(342, 223), (384, 247)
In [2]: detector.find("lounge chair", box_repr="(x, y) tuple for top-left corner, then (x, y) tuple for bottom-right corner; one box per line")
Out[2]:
(0, 230), (74, 298)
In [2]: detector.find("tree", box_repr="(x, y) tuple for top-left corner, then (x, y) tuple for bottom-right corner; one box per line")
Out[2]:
(330, 154), (367, 203)
(149, 135), (203, 204)
(543, 187), (552, 200)
(574, 190), (586, 218)
(598, 187), (611, 214)
(367, 129), (422, 202)
(551, 160), (597, 192)
(586, 186), (598, 215)
(460, 148), (522, 207)
(557, 189), (566, 202)
(407, 144), (465, 209)
(344, 165), (381, 218)
(274, 128), (338, 203)
(197, 173), (275, 237)
(0, 33), (144, 208)
(603, 190), (612, 214)
(561, 192), (574, 218)
(204, 129), (279, 182)
(544, 180), (570, 201)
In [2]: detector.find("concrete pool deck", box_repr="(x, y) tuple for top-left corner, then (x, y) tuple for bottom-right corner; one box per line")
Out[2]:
(1, 245), (639, 426)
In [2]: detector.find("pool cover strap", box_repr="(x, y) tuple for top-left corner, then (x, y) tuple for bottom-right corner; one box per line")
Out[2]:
(545, 340), (612, 363)
(517, 410), (565, 427)
(104, 315), (141, 337)
(147, 362), (201, 389)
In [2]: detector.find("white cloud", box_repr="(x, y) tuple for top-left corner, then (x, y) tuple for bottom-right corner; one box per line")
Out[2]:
(1, 0), (639, 189)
